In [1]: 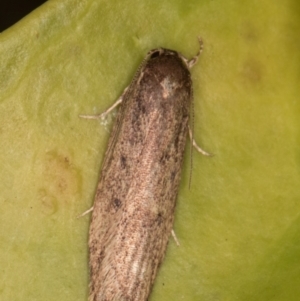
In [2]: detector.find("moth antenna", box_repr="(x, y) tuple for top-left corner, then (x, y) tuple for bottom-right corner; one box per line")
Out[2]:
(188, 90), (195, 190)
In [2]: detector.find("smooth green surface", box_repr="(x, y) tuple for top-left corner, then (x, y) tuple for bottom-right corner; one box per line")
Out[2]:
(0, 0), (300, 300)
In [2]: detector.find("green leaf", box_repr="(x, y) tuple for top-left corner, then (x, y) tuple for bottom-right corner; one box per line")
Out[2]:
(0, 0), (299, 300)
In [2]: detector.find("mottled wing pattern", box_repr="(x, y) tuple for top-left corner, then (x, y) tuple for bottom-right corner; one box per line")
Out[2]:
(89, 50), (192, 301)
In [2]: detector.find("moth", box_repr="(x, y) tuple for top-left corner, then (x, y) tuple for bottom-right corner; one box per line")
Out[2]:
(81, 38), (209, 301)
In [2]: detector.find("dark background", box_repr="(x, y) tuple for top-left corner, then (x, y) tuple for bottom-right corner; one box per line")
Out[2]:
(0, 0), (46, 32)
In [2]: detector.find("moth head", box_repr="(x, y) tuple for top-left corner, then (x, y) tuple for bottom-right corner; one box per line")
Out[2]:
(148, 48), (164, 59)
(148, 48), (181, 59)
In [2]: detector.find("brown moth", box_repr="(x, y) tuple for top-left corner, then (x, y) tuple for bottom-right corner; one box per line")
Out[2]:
(83, 39), (207, 301)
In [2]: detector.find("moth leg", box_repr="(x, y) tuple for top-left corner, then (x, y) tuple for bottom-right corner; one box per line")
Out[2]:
(79, 87), (128, 119)
(182, 37), (204, 69)
(171, 229), (180, 247)
(188, 126), (212, 156)
(77, 206), (94, 219)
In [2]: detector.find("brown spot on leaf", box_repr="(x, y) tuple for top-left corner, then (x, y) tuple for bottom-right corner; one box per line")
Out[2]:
(240, 58), (263, 85)
(37, 150), (81, 209)
(240, 21), (258, 42)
